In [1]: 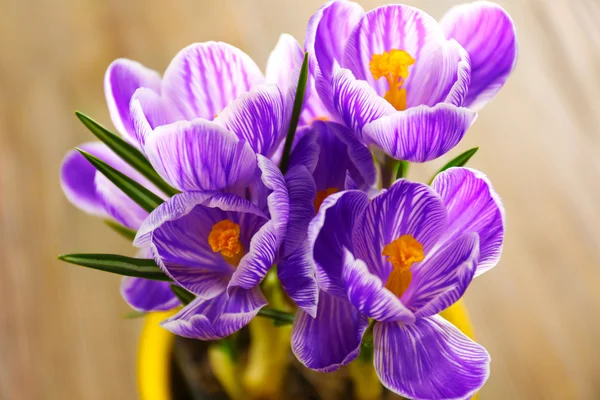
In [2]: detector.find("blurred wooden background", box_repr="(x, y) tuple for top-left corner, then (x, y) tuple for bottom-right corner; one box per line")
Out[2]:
(2, 0), (600, 398)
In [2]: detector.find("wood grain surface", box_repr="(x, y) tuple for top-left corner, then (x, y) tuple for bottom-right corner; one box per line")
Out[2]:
(2, 0), (600, 398)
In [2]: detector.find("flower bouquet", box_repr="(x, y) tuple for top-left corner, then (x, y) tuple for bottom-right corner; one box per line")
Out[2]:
(59, 1), (516, 399)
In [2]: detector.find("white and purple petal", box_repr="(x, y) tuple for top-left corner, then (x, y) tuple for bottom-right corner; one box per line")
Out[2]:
(353, 179), (447, 280)
(144, 119), (258, 192)
(120, 277), (179, 312)
(161, 286), (267, 340)
(104, 59), (162, 146)
(362, 104), (477, 163)
(441, 2), (518, 111)
(432, 167), (505, 276)
(292, 290), (368, 372)
(403, 232), (479, 318)
(162, 42), (264, 120)
(342, 249), (414, 323)
(374, 315), (490, 400)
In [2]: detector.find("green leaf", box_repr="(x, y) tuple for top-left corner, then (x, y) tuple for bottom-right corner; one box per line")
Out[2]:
(170, 285), (196, 306)
(256, 307), (295, 326)
(278, 52), (309, 174)
(429, 147), (479, 184)
(75, 111), (179, 197)
(58, 253), (171, 281)
(124, 310), (148, 319)
(396, 160), (410, 180)
(104, 220), (137, 241)
(77, 148), (163, 213)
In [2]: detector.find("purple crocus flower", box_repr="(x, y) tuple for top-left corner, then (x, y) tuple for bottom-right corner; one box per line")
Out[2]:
(133, 156), (289, 339)
(292, 167), (504, 399)
(305, 0), (517, 162)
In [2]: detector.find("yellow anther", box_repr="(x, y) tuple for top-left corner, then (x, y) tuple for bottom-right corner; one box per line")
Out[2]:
(382, 234), (424, 297)
(369, 50), (416, 111)
(208, 220), (244, 266)
(314, 187), (339, 212)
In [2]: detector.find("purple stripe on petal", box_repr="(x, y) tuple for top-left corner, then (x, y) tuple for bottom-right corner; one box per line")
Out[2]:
(60, 142), (110, 218)
(279, 244), (318, 317)
(281, 165), (317, 257)
(229, 156), (289, 290)
(342, 249), (414, 323)
(162, 42), (264, 120)
(287, 127), (320, 175)
(362, 104), (477, 162)
(309, 190), (369, 297)
(120, 277), (179, 312)
(432, 167), (505, 276)
(374, 315), (490, 400)
(104, 59), (161, 146)
(342, 5), (446, 99)
(403, 232), (479, 318)
(215, 84), (288, 157)
(332, 68), (395, 134)
(161, 286), (267, 340)
(353, 179), (447, 281)
(292, 290), (368, 372)
(441, 2), (517, 111)
(305, 0), (364, 116)
(144, 119), (258, 192)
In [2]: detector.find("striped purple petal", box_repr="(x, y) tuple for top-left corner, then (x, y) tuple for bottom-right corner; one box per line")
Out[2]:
(342, 248), (414, 323)
(162, 42), (264, 121)
(402, 232), (479, 318)
(104, 59), (161, 147)
(432, 167), (505, 276)
(161, 286), (267, 340)
(374, 315), (490, 399)
(120, 277), (179, 312)
(144, 119), (258, 192)
(309, 190), (369, 298)
(353, 179), (447, 281)
(215, 84), (288, 157)
(266, 33), (304, 96)
(305, 0), (364, 116)
(362, 104), (477, 163)
(441, 2), (517, 111)
(292, 290), (368, 372)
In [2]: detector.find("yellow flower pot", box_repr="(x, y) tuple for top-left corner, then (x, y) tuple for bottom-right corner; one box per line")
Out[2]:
(137, 301), (476, 400)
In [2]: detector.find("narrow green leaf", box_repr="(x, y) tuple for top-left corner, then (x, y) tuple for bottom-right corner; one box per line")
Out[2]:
(170, 285), (195, 306)
(256, 307), (295, 326)
(429, 147), (479, 184)
(58, 253), (171, 281)
(279, 52), (309, 174)
(104, 220), (137, 241)
(124, 310), (148, 319)
(75, 111), (179, 196)
(77, 148), (163, 213)
(396, 160), (410, 180)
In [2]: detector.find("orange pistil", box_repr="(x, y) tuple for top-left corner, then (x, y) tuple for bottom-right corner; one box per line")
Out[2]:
(208, 220), (244, 266)
(382, 234), (424, 297)
(369, 49), (416, 111)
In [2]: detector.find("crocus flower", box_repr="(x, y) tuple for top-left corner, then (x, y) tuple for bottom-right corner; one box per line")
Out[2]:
(305, 0), (517, 162)
(292, 167), (504, 399)
(133, 156), (289, 339)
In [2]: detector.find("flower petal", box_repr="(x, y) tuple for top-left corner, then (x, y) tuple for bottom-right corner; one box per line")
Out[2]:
(362, 104), (477, 162)
(94, 171), (150, 230)
(161, 286), (267, 340)
(281, 165), (317, 257)
(374, 315), (490, 400)
(441, 2), (517, 111)
(278, 244), (318, 317)
(138, 192), (268, 298)
(432, 167), (505, 276)
(162, 42), (264, 121)
(292, 290), (368, 372)
(215, 84), (288, 157)
(104, 59), (161, 146)
(332, 68), (395, 134)
(287, 126), (320, 175)
(60, 142), (110, 217)
(120, 277), (179, 312)
(353, 179), (447, 281)
(403, 232), (479, 318)
(305, 0), (364, 115)
(265, 33), (304, 95)
(309, 190), (369, 297)
(144, 119), (258, 192)
(342, 248), (414, 323)
(229, 156), (290, 290)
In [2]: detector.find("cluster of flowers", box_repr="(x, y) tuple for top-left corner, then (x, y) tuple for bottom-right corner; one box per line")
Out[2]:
(60, 1), (516, 399)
